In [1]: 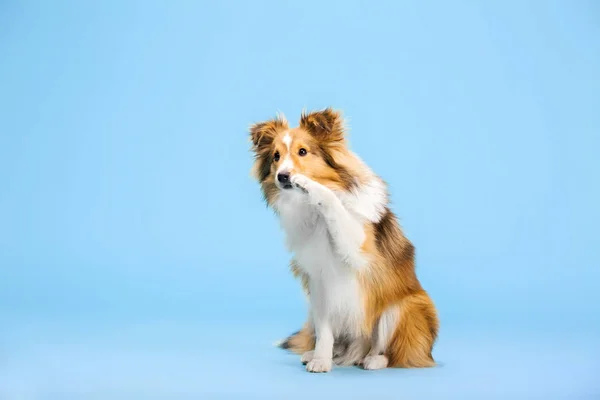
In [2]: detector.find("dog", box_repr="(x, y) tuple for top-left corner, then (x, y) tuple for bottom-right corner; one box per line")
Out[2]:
(249, 108), (438, 373)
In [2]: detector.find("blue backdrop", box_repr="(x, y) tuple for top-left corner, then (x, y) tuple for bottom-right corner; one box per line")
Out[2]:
(1, 1), (599, 398)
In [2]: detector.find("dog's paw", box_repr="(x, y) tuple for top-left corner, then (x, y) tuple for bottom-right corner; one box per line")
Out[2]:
(361, 355), (388, 370)
(290, 174), (312, 194)
(306, 358), (332, 373)
(291, 174), (334, 207)
(301, 350), (314, 365)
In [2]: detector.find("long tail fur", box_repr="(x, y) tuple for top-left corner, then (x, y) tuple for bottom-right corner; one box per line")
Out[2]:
(278, 322), (314, 354)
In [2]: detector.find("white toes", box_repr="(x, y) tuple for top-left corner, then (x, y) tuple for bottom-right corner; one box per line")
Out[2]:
(306, 358), (332, 373)
(290, 174), (311, 193)
(361, 355), (388, 370)
(301, 350), (315, 365)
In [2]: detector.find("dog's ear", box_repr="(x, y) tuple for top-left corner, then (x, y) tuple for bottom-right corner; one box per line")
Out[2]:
(299, 108), (346, 143)
(249, 114), (288, 153)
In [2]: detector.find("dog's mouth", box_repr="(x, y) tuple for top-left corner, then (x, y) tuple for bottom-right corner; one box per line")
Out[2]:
(281, 183), (293, 190)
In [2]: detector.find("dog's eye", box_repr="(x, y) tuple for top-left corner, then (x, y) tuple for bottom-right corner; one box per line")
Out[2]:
(298, 148), (307, 156)
(273, 152), (280, 162)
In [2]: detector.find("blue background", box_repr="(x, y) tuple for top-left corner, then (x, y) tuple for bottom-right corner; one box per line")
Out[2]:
(1, 0), (599, 398)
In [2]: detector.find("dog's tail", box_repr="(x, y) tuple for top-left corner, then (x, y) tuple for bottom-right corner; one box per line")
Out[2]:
(275, 322), (315, 355)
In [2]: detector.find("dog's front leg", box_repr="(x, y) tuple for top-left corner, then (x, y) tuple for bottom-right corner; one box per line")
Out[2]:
(305, 315), (333, 373)
(291, 174), (367, 269)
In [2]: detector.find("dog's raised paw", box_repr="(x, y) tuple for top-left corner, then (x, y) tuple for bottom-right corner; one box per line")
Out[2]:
(290, 174), (311, 193)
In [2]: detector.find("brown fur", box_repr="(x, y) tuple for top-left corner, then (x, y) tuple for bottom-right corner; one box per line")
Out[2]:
(250, 108), (439, 369)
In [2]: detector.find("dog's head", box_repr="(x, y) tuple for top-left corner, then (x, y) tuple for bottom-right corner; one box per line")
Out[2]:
(249, 108), (355, 204)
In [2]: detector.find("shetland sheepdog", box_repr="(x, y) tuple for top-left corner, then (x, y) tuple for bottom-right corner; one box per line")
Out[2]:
(249, 108), (438, 373)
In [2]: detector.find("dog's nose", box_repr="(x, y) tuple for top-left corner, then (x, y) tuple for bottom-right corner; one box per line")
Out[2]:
(277, 172), (290, 184)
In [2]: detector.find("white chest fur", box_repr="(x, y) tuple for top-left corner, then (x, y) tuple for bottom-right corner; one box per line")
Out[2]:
(276, 190), (364, 338)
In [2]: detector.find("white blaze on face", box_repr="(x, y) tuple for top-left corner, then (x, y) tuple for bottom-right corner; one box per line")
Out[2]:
(277, 132), (295, 176)
(282, 132), (292, 150)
